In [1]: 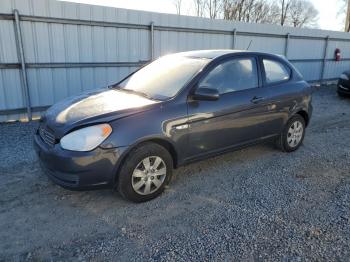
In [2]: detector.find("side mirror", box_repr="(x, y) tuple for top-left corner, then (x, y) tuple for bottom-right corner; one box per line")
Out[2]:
(192, 87), (219, 101)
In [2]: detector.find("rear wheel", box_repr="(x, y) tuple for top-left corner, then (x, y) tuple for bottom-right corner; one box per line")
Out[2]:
(277, 115), (305, 152)
(117, 142), (173, 202)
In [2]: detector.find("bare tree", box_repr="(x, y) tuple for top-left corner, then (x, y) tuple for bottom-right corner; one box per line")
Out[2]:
(204, 0), (224, 19)
(223, 0), (280, 24)
(288, 0), (318, 28)
(243, 0), (279, 23)
(343, 0), (350, 31)
(173, 0), (183, 15)
(238, 0), (255, 22)
(194, 0), (318, 28)
(223, 0), (238, 20)
(193, 0), (205, 17)
(223, 0), (254, 21)
(261, 2), (281, 24)
(280, 0), (292, 26)
(250, 1), (269, 23)
(251, 1), (280, 23)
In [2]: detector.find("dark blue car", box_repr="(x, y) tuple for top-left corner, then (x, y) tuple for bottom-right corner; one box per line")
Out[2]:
(34, 50), (313, 202)
(337, 70), (350, 96)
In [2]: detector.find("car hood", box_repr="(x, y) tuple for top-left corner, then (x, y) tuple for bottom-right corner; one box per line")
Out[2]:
(44, 88), (158, 132)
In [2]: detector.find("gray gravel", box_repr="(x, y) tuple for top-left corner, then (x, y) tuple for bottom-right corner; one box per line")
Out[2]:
(0, 85), (349, 261)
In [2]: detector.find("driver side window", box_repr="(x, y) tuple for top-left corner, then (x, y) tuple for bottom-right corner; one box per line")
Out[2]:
(199, 57), (258, 95)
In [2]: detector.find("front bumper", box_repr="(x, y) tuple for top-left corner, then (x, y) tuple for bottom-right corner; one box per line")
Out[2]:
(337, 79), (350, 95)
(34, 133), (127, 190)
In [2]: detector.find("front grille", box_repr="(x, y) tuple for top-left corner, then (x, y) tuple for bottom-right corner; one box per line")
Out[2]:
(39, 125), (56, 146)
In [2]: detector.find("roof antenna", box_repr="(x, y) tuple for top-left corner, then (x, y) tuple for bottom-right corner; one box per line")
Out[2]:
(246, 40), (253, 50)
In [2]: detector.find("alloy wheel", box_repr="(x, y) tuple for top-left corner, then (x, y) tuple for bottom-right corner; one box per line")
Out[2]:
(287, 120), (304, 148)
(131, 156), (167, 195)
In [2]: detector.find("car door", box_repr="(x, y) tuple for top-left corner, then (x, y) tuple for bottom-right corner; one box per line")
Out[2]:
(258, 56), (304, 137)
(186, 55), (271, 159)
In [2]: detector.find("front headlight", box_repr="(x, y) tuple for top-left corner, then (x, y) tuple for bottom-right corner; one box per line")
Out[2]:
(60, 124), (112, 151)
(340, 73), (349, 80)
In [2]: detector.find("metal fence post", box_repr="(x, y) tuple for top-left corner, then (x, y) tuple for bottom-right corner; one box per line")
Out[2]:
(13, 9), (32, 121)
(284, 33), (290, 58)
(320, 36), (329, 84)
(232, 28), (236, 49)
(150, 22), (154, 60)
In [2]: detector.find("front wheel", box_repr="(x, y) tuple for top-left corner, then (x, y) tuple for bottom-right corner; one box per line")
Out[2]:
(117, 142), (173, 202)
(276, 115), (306, 152)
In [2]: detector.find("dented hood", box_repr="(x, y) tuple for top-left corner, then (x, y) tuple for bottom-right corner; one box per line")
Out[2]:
(44, 88), (158, 130)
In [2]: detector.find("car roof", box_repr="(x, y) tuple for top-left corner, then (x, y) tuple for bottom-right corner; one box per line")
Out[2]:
(174, 49), (285, 60)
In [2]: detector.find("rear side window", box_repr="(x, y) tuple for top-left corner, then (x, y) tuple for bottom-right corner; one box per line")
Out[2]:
(199, 57), (258, 94)
(263, 59), (290, 84)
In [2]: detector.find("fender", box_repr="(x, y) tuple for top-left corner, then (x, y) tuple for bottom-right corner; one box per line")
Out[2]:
(110, 134), (180, 185)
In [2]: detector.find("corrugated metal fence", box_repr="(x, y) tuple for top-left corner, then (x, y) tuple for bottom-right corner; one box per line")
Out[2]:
(1, 0), (350, 122)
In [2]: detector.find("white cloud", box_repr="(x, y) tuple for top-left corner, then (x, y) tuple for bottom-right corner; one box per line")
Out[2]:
(309, 0), (344, 31)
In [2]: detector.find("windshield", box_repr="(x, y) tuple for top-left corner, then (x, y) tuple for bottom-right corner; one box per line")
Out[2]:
(114, 55), (209, 100)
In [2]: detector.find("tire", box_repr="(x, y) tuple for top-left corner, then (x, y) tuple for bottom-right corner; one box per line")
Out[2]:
(276, 114), (306, 152)
(117, 142), (173, 202)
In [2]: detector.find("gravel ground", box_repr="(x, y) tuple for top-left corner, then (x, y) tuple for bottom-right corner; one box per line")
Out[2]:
(0, 85), (349, 261)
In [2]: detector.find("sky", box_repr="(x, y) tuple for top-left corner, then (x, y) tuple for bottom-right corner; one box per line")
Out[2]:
(60, 0), (346, 32)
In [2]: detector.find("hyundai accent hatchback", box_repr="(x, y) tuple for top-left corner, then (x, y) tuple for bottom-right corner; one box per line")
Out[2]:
(34, 50), (313, 202)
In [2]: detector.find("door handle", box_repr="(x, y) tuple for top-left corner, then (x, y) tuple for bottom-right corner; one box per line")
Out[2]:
(251, 96), (264, 104)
